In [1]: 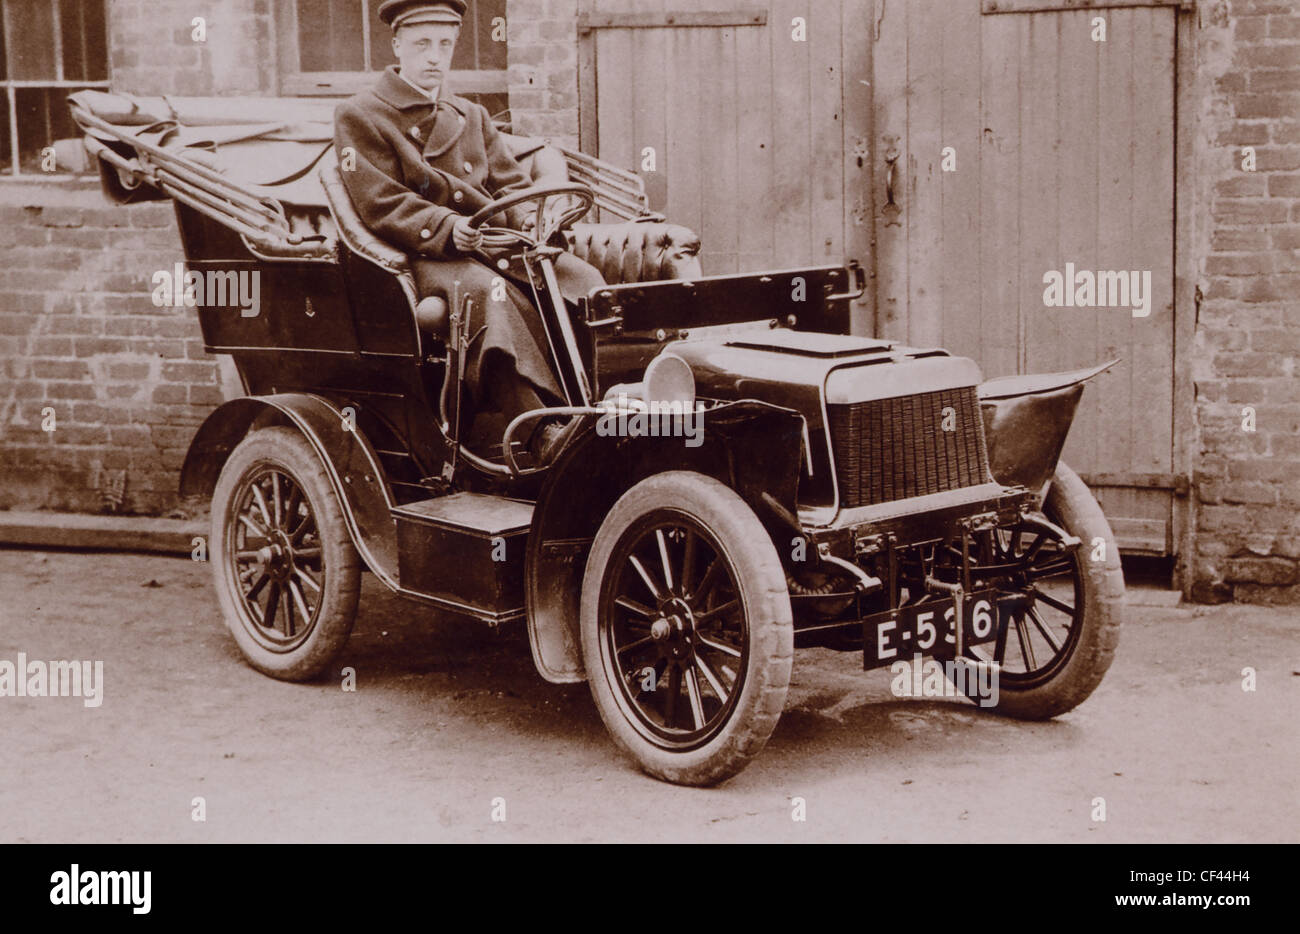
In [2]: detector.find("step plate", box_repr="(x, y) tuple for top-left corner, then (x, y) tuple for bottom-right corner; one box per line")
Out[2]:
(393, 493), (534, 616)
(393, 492), (534, 537)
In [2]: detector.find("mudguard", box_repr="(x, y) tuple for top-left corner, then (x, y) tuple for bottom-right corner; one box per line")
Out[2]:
(524, 400), (806, 683)
(179, 394), (400, 589)
(978, 360), (1118, 494)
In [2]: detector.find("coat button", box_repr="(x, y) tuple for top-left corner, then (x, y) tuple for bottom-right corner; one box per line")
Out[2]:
(420, 228), (431, 239)
(463, 161), (473, 173)
(411, 126), (422, 139)
(453, 191), (464, 203)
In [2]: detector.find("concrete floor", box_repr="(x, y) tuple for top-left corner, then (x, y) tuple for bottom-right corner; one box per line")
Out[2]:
(0, 548), (1295, 843)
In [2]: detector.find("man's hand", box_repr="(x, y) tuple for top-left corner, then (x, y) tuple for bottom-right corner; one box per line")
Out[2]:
(452, 216), (484, 253)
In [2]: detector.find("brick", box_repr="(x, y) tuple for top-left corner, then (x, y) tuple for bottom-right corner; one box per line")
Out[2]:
(1235, 17), (1269, 41)
(1250, 69), (1300, 92)
(1268, 15), (1300, 39)
(46, 317), (103, 336)
(1223, 377), (1277, 404)
(1234, 92), (1300, 118)
(188, 385), (225, 407)
(107, 426), (153, 446)
(73, 337), (132, 356)
(1223, 556), (1298, 585)
(1216, 121), (1270, 146)
(1266, 378), (1300, 402)
(1240, 45), (1300, 69)
(42, 382), (98, 401)
(29, 335), (76, 359)
(1213, 198), (1291, 225)
(38, 207), (86, 229)
(1240, 274), (1300, 302)
(1251, 327), (1300, 352)
(1222, 481), (1281, 505)
(1228, 459), (1298, 484)
(1271, 225), (1300, 250)
(1212, 228), (1272, 250)
(0, 315), (38, 336)
(106, 361), (153, 381)
(1255, 146), (1300, 171)
(1200, 326), (1249, 350)
(30, 360), (91, 380)
(1272, 433), (1300, 458)
(161, 360), (218, 382)
(69, 403), (132, 426)
(52, 425), (110, 446)
(1204, 252), (1277, 275)
(1213, 173), (1268, 196)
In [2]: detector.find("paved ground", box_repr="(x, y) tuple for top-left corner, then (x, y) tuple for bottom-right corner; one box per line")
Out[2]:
(0, 548), (1295, 843)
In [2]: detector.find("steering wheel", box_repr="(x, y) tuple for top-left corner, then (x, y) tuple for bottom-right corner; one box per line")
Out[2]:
(467, 182), (595, 250)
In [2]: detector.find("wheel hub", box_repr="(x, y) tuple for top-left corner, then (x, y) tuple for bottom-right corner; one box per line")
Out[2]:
(257, 530), (295, 581)
(650, 598), (698, 657)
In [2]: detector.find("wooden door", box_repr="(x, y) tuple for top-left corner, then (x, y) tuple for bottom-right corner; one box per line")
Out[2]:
(578, 0), (875, 330)
(873, 0), (1189, 557)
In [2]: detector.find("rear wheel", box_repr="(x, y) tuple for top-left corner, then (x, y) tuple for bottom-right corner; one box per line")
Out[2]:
(211, 427), (360, 682)
(580, 472), (793, 786)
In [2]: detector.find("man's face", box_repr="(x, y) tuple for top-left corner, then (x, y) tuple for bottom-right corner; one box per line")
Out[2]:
(392, 22), (459, 91)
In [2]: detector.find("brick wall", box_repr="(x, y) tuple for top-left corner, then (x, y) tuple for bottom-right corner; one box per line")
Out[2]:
(109, 0), (276, 96)
(0, 188), (212, 515)
(1191, 0), (1300, 603)
(506, 0), (581, 147)
(0, 0), (277, 516)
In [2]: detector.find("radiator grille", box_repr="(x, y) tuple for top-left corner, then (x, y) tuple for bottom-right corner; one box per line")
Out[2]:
(828, 386), (990, 508)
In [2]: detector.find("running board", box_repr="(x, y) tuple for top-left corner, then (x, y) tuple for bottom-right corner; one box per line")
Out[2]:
(392, 493), (534, 620)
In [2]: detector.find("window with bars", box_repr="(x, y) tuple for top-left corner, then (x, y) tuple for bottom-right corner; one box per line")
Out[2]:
(277, 0), (509, 118)
(0, 0), (109, 176)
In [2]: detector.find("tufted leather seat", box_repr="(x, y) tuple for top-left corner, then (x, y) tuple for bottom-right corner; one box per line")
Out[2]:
(566, 220), (703, 284)
(505, 134), (703, 284)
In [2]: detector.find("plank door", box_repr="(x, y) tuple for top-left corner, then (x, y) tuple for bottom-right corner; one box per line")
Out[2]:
(578, 0), (875, 330)
(873, 0), (1188, 557)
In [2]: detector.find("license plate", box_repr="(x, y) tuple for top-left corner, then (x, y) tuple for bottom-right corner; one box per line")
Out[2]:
(862, 589), (1006, 670)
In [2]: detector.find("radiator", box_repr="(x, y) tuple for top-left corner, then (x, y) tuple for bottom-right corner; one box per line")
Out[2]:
(828, 386), (991, 508)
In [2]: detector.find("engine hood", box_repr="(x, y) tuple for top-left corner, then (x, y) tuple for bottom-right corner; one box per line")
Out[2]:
(667, 330), (982, 406)
(665, 329), (985, 509)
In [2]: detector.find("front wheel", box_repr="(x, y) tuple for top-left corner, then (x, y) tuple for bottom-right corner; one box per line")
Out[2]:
(580, 472), (794, 786)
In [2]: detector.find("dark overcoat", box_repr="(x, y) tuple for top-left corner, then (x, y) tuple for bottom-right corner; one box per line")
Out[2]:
(334, 65), (531, 258)
(334, 67), (606, 410)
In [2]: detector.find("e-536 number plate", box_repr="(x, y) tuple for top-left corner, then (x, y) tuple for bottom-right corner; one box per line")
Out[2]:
(862, 589), (1007, 670)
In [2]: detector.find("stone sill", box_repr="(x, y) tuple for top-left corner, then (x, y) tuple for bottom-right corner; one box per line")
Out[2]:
(0, 510), (205, 557)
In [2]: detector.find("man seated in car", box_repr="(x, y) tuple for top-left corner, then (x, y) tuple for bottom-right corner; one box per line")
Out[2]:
(334, 0), (604, 460)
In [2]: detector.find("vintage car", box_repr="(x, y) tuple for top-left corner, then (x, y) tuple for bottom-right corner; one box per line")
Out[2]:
(69, 90), (1123, 786)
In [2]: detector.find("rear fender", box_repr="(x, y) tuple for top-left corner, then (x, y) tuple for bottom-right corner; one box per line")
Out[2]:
(525, 400), (806, 683)
(180, 394), (399, 587)
(978, 360), (1118, 494)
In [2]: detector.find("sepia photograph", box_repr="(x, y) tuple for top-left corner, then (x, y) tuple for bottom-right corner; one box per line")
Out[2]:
(0, 0), (1294, 895)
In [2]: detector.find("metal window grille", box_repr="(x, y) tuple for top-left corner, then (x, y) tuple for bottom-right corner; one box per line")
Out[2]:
(1, 0), (109, 176)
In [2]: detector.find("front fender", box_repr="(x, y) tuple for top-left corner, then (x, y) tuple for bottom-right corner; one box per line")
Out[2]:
(180, 394), (399, 588)
(979, 360), (1117, 493)
(524, 400), (806, 683)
